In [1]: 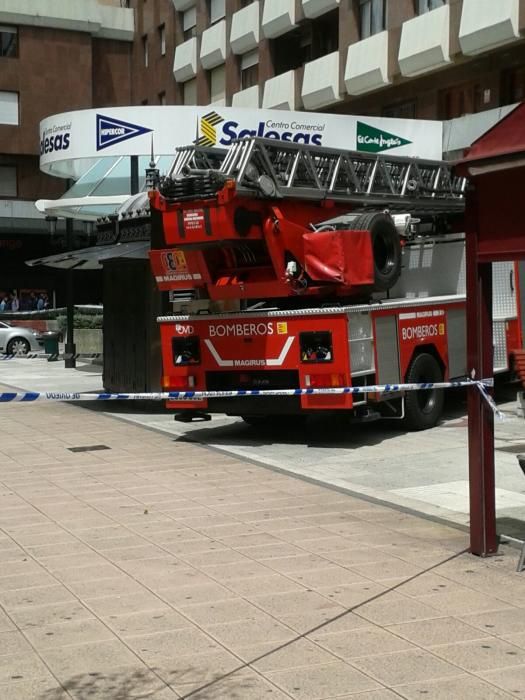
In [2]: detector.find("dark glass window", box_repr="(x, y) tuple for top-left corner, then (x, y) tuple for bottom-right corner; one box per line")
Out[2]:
(382, 100), (416, 119)
(416, 0), (445, 14)
(0, 26), (18, 58)
(271, 10), (339, 76)
(359, 0), (386, 39)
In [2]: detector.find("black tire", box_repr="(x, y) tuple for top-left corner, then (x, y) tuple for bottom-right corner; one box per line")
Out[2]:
(351, 212), (401, 291)
(403, 352), (444, 430)
(7, 337), (30, 356)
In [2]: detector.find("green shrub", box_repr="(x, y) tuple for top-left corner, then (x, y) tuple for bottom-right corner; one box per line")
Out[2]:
(57, 314), (103, 332)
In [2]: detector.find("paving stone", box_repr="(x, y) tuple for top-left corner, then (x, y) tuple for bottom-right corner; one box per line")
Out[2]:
(175, 669), (292, 699)
(267, 661), (381, 699)
(59, 665), (176, 700)
(351, 648), (461, 686)
(460, 607), (525, 637)
(224, 574), (305, 599)
(313, 626), (415, 659)
(9, 601), (94, 630)
(40, 640), (140, 679)
(205, 616), (295, 652)
(387, 616), (492, 647)
(158, 580), (236, 606)
(0, 652), (51, 684)
(356, 594), (445, 626)
(0, 630), (32, 656)
(86, 591), (168, 618)
(151, 648), (242, 686)
(24, 618), (116, 650)
(430, 638), (525, 672)
(107, 608), (191, 637)
(480, 664), (525, 696)
(393, 674), (514, 699)
(126, 627), (220, 662)
(179, 598), (264, 626)
(238, 638), (340, 672)
(0, 677), (69, 700)
(0, 584), (76, 611)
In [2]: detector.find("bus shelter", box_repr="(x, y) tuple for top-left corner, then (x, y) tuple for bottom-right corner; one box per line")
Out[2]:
(457, 102), (525, 556)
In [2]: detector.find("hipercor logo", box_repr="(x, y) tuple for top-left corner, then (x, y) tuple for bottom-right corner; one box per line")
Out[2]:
(356, 121), (412, 154)
(96, 114), (152, 151)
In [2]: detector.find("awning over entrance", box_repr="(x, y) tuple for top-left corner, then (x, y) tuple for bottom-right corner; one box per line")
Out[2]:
(26, 240), (150, 271)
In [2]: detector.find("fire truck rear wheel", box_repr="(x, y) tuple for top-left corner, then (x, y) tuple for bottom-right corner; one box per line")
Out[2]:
(351, 213), (401, 292)
(403, 352), (444, 431)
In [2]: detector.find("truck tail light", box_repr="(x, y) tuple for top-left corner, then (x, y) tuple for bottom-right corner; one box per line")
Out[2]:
(163, 375), (196, 390)
(305, 373), (345, 388)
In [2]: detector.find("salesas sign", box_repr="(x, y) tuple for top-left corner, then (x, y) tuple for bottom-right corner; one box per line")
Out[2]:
(194, 111), (325, 148)
(96, 114), (152, 151)
(356, 121), (412, 153)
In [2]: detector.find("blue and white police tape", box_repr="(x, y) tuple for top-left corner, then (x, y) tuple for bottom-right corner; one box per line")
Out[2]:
(0, 353), (102, 361)
(0, 379), (505, 419)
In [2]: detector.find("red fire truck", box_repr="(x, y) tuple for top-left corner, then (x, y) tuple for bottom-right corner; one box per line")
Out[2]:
(147, 137), (524, 429)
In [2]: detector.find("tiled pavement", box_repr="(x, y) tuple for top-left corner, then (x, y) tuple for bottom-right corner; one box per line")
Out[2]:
(0, 390), (525, 699)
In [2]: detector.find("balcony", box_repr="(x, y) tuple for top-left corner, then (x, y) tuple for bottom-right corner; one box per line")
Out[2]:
(398, 3), (451, 77)
(302, 0), (340, 19)
(173, 37), (197, 82)
(459, 0), (520, 56)
(230, 1), (259, 54)
(232, 86), (260, 108)
(200, 19), (226, 70)
(344, 31), (391, 95)
(262, 70), (298, 109)
(262, 0), (296, 39)
(171, 0), (195, 10)
(301, 52), (341, 110)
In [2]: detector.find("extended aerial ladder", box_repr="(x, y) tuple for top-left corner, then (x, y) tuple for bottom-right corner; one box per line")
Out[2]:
(148, 137), (466, 302)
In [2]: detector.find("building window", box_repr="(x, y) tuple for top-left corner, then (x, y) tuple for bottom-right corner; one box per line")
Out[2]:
(208, 0), (225, 25)
(158, 91), (166, 105)
(415, 0), (445, 14)
(271, 11), (338, 75)
(210, 64), (226, 103)
(359, 0), (386, 39)
(439, 82), (486, 120)
(142, 34), (148, 67)
(183, 78), (197, 105)
(501, 66), (525, 105)
(158, 24), (166, 56)
(240, 50), (259, 90)
(0, 91), (19, 125)
(0, 165), (16, 197)
(182, 7), (197, 41)
(382, 100), (416, 119)
(0, 26), (18, 58)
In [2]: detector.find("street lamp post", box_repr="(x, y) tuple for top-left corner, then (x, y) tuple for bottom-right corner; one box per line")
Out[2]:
(64, 215), (76, 368)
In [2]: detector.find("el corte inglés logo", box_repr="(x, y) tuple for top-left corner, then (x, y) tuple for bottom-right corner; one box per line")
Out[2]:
(356, 121), (412, 153)
(96, 114), (152, 151)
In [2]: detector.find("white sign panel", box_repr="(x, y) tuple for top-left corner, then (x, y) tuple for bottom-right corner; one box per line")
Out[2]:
(40, 106), (444, 178)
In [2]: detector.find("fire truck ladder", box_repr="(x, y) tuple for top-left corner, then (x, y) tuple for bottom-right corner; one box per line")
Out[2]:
(165, 137), (466, 215)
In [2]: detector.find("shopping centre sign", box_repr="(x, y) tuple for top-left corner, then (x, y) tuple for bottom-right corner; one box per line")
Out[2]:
(39, 106), (443, 179)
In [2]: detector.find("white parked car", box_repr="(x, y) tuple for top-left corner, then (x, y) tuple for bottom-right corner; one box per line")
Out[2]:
(0, 321), (44, 355)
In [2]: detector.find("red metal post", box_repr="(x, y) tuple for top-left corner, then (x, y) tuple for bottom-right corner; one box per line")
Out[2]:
(465, 185), (498, 556)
